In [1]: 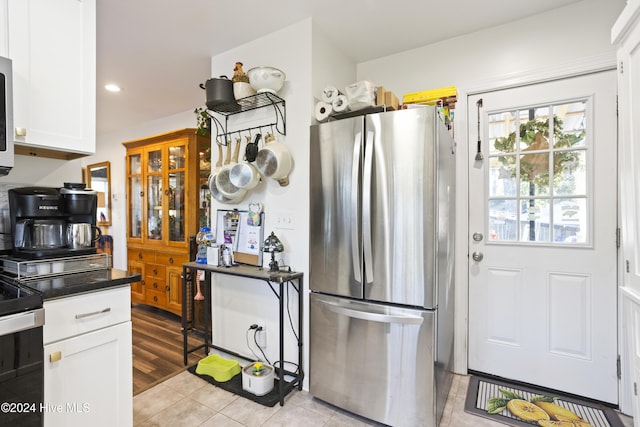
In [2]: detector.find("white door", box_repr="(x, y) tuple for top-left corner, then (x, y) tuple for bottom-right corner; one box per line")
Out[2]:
(468, 70), (618, 404)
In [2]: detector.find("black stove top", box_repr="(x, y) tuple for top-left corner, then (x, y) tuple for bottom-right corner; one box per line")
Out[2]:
(0, 280), (43, 315)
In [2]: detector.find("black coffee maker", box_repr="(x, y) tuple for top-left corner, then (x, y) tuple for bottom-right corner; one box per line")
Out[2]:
(9, 184), (99, 259)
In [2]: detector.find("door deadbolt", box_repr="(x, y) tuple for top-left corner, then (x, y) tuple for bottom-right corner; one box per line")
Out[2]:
(472, 252), (484, 262)
(473, 232), (484, 242)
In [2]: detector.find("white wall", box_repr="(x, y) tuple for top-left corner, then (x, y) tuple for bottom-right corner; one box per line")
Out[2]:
(357, 0), (623, 99)
(206, 19), (314, 386)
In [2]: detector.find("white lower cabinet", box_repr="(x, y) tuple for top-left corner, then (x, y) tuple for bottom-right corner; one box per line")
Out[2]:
(43, 286), (132, 427)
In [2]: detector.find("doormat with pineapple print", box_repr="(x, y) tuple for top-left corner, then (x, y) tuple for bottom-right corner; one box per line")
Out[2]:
(464, 375), (624, 427)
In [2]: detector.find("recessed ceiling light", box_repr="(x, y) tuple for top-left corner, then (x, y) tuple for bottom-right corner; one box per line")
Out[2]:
(105, 84), (121, 92)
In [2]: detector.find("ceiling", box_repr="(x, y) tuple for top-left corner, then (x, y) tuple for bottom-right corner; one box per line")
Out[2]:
(96, 0), (581, 135)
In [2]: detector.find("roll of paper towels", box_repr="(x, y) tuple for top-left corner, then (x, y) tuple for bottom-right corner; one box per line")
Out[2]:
(315, 101), (333, 122)
(332, 95), (349, 113)
(321, 86), (342, 103)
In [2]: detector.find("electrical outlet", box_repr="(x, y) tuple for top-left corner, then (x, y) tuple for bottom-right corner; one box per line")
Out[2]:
(256, 326), (267, 348)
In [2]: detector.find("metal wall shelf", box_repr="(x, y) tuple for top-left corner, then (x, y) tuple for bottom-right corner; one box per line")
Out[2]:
(207, 92), (286, 143)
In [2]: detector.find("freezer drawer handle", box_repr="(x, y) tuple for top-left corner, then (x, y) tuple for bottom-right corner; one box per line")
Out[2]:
(320, 300), (423, 325)
(351, 132), (362, 283)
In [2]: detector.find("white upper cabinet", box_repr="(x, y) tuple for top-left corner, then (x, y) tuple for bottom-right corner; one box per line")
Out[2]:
(6, 0), (96, 158)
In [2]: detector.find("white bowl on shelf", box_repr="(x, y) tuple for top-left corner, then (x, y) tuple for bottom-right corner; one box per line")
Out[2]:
(247, 67), (286, 94)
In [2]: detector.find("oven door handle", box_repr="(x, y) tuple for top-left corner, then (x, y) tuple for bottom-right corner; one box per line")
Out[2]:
(0, 308), (44, 336)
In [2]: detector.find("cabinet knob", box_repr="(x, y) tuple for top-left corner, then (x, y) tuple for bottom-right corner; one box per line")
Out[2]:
(153, 296), (158, 302)
(169, 257), (174, 264)
(15, 127), (27, 137)
(153, 268), (158, 275)
(141, 280), (145, 286)
(153, 282), (158, 289)
(140, 191), (144, 197)
(138, 252), (143, 259)
(165, 285), (170, 291)
(164, 189), (171, 196)
(50, 351), (62, 363)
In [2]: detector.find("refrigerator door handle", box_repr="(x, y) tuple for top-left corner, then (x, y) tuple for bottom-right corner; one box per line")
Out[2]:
(362, 130), (374, 284)
(318, 299), (424, 325)
(351, 133), (362, 283)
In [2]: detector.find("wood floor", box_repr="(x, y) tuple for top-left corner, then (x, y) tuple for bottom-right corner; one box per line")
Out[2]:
(131, 303), (205, 396)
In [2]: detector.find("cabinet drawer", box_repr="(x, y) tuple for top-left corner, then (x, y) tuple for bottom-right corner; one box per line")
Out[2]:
(146, 263), (166, 278)
(156, 252), (189, 267)
(145, 276), (166, 292)
(145, 289), (166, 307)
(129, 249), (155, 263)
(43, 286), (131, 345)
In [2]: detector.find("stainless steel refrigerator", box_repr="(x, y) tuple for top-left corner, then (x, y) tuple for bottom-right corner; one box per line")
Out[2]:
(309, 106), (456, 427)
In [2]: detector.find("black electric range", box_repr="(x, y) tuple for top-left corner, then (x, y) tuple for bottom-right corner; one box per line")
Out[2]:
(0, 278), (43, 315)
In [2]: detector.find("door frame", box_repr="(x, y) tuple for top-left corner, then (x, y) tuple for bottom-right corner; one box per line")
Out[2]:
(452, 52), (626, 404)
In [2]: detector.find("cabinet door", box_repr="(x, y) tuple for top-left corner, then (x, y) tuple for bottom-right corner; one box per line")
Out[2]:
(127, 151), (144, 243)
(167, 141), (187, 246)
(8, 0), (96, 154)
(44, 322), (132, 427)
(166, 265), (183, 315)
(147, 147), (163, 242)
(127, 258), (145, 303)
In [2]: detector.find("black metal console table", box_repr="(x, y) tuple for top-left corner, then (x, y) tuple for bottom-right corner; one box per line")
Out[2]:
(181, 262), (303, 406)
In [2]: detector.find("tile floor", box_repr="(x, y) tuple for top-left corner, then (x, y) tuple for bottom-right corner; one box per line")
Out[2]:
(133, 372), (634, 426)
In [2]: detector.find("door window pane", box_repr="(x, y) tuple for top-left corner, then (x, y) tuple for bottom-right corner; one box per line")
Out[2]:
(489, 155), (517, 197)
(488, 199), (518, 241)
(487, 100), (590, 245)
(553, 198), (587, 243)
(553, 101), (586, 148)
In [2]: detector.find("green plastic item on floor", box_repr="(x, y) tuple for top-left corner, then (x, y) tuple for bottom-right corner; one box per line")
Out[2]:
(195, 354), (241, 382)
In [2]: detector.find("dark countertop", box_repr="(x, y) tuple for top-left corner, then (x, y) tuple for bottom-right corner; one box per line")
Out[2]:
(19, 268), (140, 300)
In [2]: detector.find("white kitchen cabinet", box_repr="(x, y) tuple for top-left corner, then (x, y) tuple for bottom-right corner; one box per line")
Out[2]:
(43, 286), (132, 427)
(6, 0), (96, 158)
(613, 0), (640, 421)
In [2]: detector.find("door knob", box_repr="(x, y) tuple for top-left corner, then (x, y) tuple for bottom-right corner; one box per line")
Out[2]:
(472, 252), (484, 262)
(473, 232), (484, 242)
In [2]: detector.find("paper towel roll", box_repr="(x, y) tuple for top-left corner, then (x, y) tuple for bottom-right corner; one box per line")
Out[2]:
(315, 102), (333, 122)
(332, 95), (349, 113)
(321, 86), (342, 103)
